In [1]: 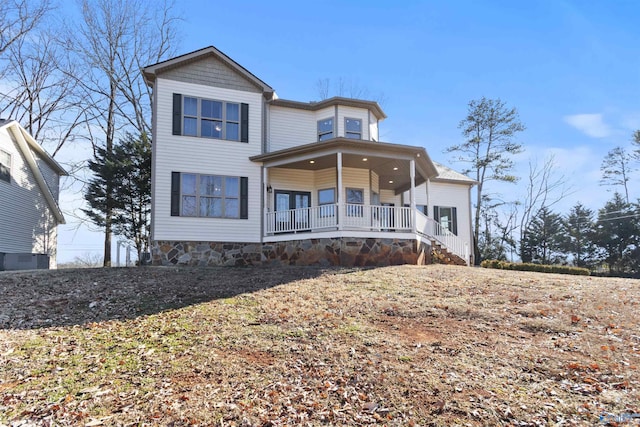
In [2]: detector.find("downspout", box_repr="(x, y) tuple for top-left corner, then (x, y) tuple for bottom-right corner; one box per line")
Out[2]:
(337, 152), (343, 231)
(410, 159), (416, 233)
(468, 183), (474, 266)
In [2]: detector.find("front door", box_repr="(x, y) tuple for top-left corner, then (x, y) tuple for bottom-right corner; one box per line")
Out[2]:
(275, 190), (311, 232)
(381, 202), (395, 231)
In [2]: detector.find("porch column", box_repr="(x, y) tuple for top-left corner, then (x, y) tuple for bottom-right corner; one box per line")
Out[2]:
(337, 152), (343, 230)
(410, 159), (416, 232)
(263, 166), (268, 237)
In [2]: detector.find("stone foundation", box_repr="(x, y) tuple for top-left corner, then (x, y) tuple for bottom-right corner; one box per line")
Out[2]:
(152, 238), (432, 267)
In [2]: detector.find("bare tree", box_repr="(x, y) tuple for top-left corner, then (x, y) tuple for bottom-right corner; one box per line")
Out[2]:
(0, 32), (84, 156)
(0, 0), (51, 58)
(315, 77), (387, 106)
(446, 97), (525, 263)
(65, 0), (180, 266)
(600, 146), (632, 203)
(518, 154), (573, 255)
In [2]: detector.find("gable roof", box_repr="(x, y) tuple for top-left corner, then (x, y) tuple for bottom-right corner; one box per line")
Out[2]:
(0, 120), (67, 224)
(142, 46), (275, 98)
(432, 161), (476, 184)
(270, 97), (387, 121)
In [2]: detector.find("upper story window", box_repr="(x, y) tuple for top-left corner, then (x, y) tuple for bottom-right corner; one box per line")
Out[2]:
(345, 118), (362, 139)
(318, 118), (334, 141)
(0, 149), (11, 183)
(173, 93), (248, 142)
(183, 96), (239, 141)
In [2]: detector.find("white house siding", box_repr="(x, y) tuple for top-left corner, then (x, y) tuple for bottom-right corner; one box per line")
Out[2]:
(267, 167), (371, 208)
(428, 181), (473, 251)
(379, 189), (401, 206)
(269, 106), (316, 151)
(268, 168), (315, 207)
(336, 106), (370, 140)
(315, 168), (335, 196)
(152, 78), (263, 242)
(402, 183), (428, 206)
(369, 113), (379, 141)
(0, 129), (58, 264)
(370, 171), (379, 194)
(342, 167), (371, 205)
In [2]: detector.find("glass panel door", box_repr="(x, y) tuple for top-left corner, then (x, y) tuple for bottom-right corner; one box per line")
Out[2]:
(274, 190), (311, 232)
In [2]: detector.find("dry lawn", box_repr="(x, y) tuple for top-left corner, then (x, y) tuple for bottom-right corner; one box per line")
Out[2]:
(0, 265), (639, 426)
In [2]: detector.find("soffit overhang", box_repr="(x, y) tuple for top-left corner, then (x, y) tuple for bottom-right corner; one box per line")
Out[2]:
(250, 138), (437, 194)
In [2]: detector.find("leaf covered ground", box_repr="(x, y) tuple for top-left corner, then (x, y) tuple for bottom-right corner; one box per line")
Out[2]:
(0, 265), (639, 426)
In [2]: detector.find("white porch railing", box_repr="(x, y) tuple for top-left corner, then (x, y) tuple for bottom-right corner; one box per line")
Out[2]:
(264, 205), (469, 265)
(265, 204), (413, 234)
(415, 211), (469, 263)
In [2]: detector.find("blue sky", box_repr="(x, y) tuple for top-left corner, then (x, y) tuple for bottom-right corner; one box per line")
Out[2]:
(57, 0), (640, 262)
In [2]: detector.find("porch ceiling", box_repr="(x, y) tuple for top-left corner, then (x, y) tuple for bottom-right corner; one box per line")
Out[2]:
(250, 137), (437, 194)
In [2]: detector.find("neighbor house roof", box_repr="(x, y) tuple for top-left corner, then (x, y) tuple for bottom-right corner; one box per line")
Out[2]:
(270, 97), (387, 121)
(432, 161), (477, 184)
(0, 120), (67, 223)
(142, 46), (275, 97)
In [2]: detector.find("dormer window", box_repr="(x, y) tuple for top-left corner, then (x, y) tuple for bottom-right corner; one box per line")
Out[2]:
(318, 118), (334, 141)
(345, 118), (362, 139)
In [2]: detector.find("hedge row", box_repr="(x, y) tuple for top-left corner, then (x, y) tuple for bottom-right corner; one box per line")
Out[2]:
(480, 260), (590, 276)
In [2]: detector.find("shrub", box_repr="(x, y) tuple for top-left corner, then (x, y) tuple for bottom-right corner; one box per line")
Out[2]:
(481, 260), (590, 276)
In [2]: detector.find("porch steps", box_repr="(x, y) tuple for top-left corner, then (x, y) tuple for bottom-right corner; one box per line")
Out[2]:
(430, 240), (467, 266)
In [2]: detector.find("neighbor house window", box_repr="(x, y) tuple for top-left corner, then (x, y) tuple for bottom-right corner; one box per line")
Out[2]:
(173, 93), (248, 142)
(171, 172), (248, 219)
(345, 118), (362, 139)
(346, 187), (364, 216)
(434, 205), (457, 235)
(0, 149), (10, 183)
(0, 150), (11, 183)
(318, 187), (336, 217)
(318, 118), (334, 141)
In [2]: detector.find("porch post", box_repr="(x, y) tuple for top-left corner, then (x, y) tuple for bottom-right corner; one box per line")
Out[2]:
(337, 152), (343, 231)
(263, 166), (268, 237)
(410, 159), (416, 232)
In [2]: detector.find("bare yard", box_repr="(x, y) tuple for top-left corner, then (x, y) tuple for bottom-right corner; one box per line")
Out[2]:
(0, 265), (639, 426)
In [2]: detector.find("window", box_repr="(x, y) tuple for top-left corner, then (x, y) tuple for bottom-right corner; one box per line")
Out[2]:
(317, 118), (334, 141)
(171, 172), (247, 219)
(0, 149), (10, 183)
(318, 188), (336, 217)
(346, 187), (364, 217)
(345, 118), (362, 139)
(434, 206), (458, 235)
(173, 94), (247, 141)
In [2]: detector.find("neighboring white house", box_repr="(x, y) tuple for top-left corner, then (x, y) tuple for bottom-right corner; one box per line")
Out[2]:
(0, 119), (67, 270)
(143, 46), (476, 267)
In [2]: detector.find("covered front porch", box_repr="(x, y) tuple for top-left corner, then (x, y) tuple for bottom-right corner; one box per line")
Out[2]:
(250, 138), (471, 265)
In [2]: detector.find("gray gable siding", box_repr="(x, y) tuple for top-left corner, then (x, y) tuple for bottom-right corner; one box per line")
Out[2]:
(159, 56), (262, 93)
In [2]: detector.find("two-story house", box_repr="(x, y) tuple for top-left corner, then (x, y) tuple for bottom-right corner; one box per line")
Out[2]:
(0, 119), (66, 270)
(143, 46), (475, 267)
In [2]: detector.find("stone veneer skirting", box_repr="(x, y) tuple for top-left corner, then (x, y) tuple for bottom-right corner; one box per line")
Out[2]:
(151, 237), (432, 267)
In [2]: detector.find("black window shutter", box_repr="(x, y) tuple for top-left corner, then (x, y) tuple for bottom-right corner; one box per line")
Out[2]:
(240, 103), (249, 143)
(452, 207), (458, 235)
(433, 206), (440, 222)
(172, 94), (182, 135)
(171, 172), (181, 216)
(240, 177), (248, 219)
